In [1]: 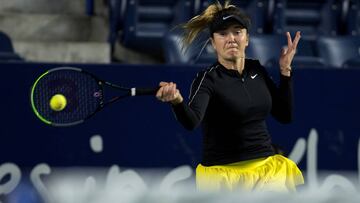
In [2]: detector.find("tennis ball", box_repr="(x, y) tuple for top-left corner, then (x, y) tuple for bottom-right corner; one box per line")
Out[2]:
(49, 94), (67, 111)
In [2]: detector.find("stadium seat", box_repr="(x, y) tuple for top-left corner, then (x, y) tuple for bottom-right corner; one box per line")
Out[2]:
(247, 34), (325, 68)
(163, 28), (216, 65)
(108, 0), (127, 53)
(0, 31), (15, 52)
(317, 36), (360, 68)
(197, 0), (276, 34)
(345, 0), (360, 36)
(0, 31), (23, 61)
(240, 0), (273, 34)
(273, 0), (340, 37)
(119, 0), (194, 54)
(267, 0), (342, 68)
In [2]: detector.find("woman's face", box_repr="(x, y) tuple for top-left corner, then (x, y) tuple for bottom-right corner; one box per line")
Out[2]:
(211, 24), (249, 62)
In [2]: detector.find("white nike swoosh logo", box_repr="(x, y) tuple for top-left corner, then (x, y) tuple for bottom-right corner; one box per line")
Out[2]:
(222, 15), (233, 21)
(251, 74), (258, 79)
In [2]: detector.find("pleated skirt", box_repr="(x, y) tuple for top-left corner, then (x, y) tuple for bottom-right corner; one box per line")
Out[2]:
(196, 155), (304, 192)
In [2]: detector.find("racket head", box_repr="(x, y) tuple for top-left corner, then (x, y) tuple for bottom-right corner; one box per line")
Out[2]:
(30, 67), (103, 127)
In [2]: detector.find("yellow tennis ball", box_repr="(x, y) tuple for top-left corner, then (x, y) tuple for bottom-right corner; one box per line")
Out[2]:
(49, 94), (67, 111)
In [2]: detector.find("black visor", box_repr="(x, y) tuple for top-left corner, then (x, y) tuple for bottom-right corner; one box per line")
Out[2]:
(209, 7), (251, 34)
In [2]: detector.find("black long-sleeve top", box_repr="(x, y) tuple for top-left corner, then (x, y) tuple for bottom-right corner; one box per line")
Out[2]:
(172, 59), (293, 166)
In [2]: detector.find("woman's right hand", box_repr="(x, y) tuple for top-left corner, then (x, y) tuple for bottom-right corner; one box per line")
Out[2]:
(156, 81), (183, 105)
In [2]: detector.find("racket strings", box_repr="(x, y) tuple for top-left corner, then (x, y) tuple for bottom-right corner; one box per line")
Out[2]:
(32, 69), (101, 125)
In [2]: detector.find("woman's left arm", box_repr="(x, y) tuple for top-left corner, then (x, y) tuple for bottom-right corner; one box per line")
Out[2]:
(279, 31), (301, 77)
(262, 31), (301, 123)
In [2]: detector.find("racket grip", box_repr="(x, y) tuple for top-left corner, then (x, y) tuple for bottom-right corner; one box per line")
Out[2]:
(131, 87), (160, 96)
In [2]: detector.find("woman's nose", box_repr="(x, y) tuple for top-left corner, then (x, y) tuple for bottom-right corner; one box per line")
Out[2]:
(226, 33), (235, 41)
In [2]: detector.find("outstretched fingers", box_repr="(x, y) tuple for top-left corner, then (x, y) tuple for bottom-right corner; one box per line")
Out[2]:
(291, 31), (301, 50)
(286, 32), (293, 48)
(285, 31), (301, 55)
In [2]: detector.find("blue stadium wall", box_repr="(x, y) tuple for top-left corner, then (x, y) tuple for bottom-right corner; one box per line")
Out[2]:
(1, 62), (360, 172)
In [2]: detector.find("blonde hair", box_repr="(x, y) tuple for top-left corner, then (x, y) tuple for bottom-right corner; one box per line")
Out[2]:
(181, 0), (235, 48)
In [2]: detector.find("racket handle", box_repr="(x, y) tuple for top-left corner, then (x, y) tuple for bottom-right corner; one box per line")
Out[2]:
(131, 87), (160, 96)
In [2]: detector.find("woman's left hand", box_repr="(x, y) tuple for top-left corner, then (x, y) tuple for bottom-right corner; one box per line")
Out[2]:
(279, 31), (301, 76)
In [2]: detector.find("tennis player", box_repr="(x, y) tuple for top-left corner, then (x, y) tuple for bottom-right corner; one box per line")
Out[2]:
(156, 1), (304, 192)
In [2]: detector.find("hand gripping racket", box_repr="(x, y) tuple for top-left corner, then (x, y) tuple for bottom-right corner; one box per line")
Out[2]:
(30, 67), (159, 127)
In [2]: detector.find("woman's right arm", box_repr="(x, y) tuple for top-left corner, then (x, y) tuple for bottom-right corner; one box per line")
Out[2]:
(156, 73), (212, 130)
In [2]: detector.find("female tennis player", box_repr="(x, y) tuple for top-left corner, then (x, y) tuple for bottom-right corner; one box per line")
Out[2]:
(156, 1), (304, 192)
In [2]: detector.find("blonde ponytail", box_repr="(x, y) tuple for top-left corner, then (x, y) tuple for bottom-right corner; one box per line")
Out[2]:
(181, 0), (235, 48)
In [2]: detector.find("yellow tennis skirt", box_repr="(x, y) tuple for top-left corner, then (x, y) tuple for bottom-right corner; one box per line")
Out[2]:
(196, 154), (304, 192)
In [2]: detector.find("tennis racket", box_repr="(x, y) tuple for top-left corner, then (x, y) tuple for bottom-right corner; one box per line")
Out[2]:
(30, 67), (159, 127)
